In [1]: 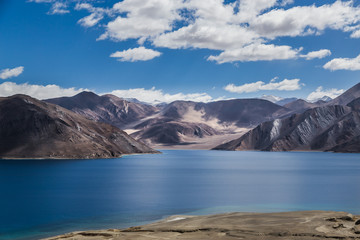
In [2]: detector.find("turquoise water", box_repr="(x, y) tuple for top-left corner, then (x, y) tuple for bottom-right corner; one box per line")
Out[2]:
(0, 150), (360, 239)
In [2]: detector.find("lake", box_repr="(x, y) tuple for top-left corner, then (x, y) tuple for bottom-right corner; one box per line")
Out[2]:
(1, 150), (360, 240)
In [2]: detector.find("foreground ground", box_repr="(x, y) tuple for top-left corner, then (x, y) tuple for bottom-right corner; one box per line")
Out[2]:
(44, 211), (360, 239)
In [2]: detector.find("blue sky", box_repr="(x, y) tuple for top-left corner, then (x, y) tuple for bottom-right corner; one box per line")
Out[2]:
(0, 0), (360, 103)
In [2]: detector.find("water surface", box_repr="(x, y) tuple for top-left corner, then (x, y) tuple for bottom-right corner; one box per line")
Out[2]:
(0, 150), (360, 239)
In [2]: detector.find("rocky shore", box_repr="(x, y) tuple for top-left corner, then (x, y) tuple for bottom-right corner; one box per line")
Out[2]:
(44, 211), (360, 239)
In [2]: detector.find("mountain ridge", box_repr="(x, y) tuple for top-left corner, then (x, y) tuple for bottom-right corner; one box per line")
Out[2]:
(0, 94), (157, 159)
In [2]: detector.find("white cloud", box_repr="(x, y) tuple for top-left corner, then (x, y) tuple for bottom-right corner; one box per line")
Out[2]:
(279, 0), (294, 7)
(350, 29), (360, 38)
(300, 49), (331, 60)
(29, 0), (54, 2)
(78, 13), (103, 27)
(75, 3), (113, 27)
(0, 82), (88, 100)
(224, 78), (303, 94)
(32, 0), (360, 63)
(100, 0), (183, 41)
(237, 0), (278, 22)
(0, 82), (219, 104)
(74, 3), (93, 11)
(107, 87), (217, 104)
(0, 66), (24, 80)
(48, 2), (69, 15)
(250, 1), (360, 39)
(110, 47), (161, 62)
(152, 20), (259, 51)
(208, 43), (300, 63)
(323, 54), (360, 71)
(307, 86), (344, 102)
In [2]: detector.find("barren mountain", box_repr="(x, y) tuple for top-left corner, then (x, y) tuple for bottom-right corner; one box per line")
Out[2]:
(47, 93), (287, 147)
(46, 91), (158, 129)
(128, 99), (287, 146)
(214, 83), (360, 153)
(44, 83), (360, 149)
(0, 95), (157, 159)
(213, 105), (360, 153)
(328, 82), (360, 106)
(275, 97), (298, 106)
(283, 99), (324, 112)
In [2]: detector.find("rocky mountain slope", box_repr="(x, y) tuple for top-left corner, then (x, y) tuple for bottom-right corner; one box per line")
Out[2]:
(283, 99), (324, 112)
(260, 95), (298, 106)
(0, 95), (157, 159)
(45, 91), (158, 129)
(214, 82), (360, 153)
(213, 104), (360, 153)
(328, 82), (360, 105)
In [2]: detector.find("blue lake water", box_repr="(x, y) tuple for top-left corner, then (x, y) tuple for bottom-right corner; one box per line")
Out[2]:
(0, 150), (360, 240)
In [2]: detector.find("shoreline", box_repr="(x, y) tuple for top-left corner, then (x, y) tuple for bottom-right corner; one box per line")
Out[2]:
(0, 151), (161, 160)
(1, 149), (359, 160)
(43, 211), (360, 240)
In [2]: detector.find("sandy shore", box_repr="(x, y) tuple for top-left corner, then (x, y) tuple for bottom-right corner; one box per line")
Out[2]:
(44, 211), (360, 239)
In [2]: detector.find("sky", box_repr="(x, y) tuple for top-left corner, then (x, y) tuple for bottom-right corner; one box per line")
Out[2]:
(0, 0), (360, 104)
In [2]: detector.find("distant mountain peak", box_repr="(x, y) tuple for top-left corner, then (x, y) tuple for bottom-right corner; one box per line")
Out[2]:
(74, 91), (99, 99)
(328, 82), (360, 106)
(260, 95), (283, 103)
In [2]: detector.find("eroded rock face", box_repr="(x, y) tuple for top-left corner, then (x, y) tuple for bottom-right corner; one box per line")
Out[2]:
(0, 95), (157, 159)
(44, 211), (360, 240)
(130, 99), (288, 145)
(213, 105), (360, 153)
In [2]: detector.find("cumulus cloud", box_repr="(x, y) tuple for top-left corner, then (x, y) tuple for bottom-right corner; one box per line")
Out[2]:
(110, 47), (162, 62)
(224, 78), (303, 94)
(307, 86), (344, 102)
(250, 1), (360, 39)
(28, 0), (54, 2)
(350, 29), (360, 38)
(0, 82), (220, 104)
(77, 13), (103, 27)
(48, 2), (69, 15)
(107, 87), (216, 104)
(0, 66), (24, 80)
(32, 0), (360, 63)
(75, 3), (113, 27)
(99, 0), (183, 41)
(279, 0), (294, 7)
(323, 54), (360, 71)
(208, 43), (300, 63)
(0, 82), (88, 100)
(300, 49), (331, 60)
(152, 20), (258, 52)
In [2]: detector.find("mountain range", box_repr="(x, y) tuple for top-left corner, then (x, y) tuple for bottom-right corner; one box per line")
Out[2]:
(43, 82), (360, 152)
(1, 82), (359, 157)
(214, 83), (360, 153)
(46, 94), (291, 147)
